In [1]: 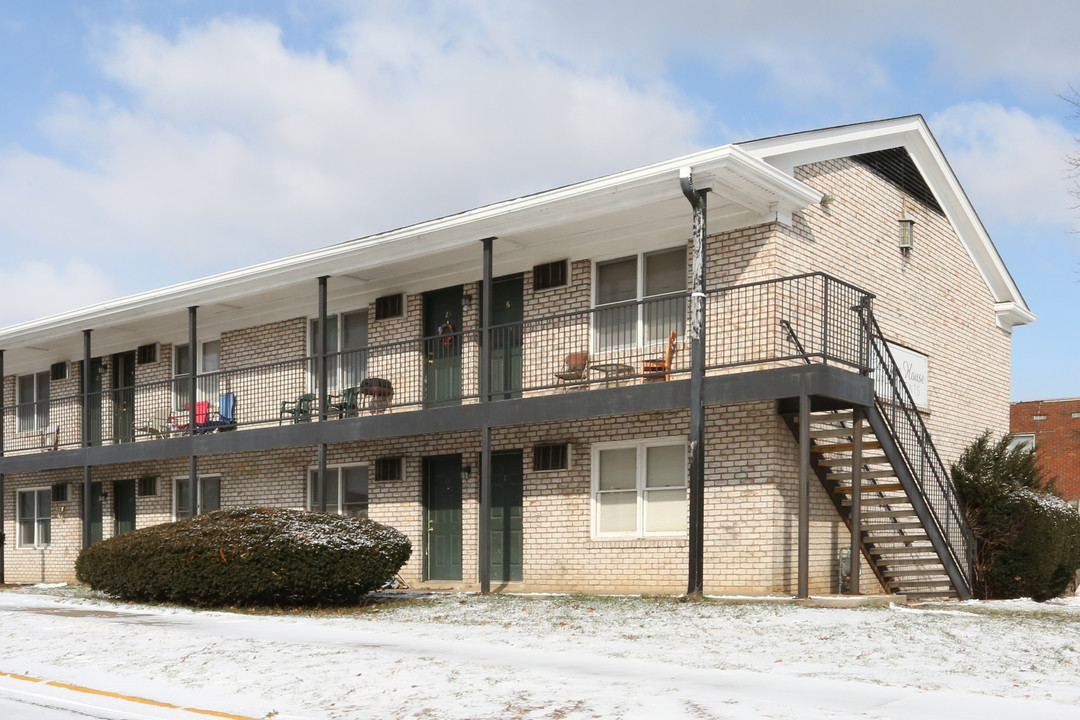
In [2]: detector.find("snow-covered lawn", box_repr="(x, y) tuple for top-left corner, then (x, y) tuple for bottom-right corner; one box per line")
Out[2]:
(0, 585), (1078, 719)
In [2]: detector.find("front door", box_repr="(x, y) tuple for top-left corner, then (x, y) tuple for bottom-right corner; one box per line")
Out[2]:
(112, 351), (136, 443)
(488, 274), (523, 400)
(87, 357), (104, 447)
(490, 450), (523, 582)
(423, 454), (463, 581)
(90, 482), (104, 544)
(423, 286), (463, 408)
(114, 479), (137, 536)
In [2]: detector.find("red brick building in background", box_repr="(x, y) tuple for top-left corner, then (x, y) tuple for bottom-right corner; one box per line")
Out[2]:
(1011, 398), (1080, 505)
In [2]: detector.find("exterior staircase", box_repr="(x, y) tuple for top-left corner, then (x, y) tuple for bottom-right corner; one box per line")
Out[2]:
(781, 309), (975, 600)
(790, 409), (963, 600)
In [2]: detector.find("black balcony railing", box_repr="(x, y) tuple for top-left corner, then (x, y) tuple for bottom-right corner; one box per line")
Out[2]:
(1, 272), (874, 453)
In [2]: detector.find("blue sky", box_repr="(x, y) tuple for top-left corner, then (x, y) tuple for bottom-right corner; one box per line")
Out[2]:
(1, 0), (1078, 401)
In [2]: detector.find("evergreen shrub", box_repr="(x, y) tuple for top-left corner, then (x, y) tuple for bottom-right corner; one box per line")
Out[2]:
(952, 432), (1080, 601)
(75, 507), (411, 607)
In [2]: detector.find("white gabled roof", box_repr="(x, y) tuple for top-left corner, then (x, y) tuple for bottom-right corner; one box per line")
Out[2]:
(0, 115), (1032, 372)
(739, 115), (1035, 332)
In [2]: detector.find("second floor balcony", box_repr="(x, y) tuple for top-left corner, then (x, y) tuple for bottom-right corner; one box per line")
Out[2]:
(2, 272), (874, 457)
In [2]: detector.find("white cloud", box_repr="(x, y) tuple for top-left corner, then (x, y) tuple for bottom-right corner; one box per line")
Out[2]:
(0, 260), (118, 328)
(930, 103), (1076, 229)
(0, 12), (701, 292)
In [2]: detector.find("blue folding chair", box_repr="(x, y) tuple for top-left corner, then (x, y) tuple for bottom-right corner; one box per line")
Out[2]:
(199, 393), (237, 432)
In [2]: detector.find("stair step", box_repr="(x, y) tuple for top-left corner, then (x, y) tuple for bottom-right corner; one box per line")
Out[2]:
(875, 557), (946, 567)
(868, 545), (936, 556)
(826, 469), (896, 481)
(868, 534), (930, 543)
(838, 498), (907, 509)
(813, 411), (855, 423)
(833, 483), (904, 494)
(892, 578), (954, 588)
(810, 426), (868, 439)
(818, 456), (890, 467)
(881, 568), (951, 578)
(862, 522), (926, 532)
(861, 509), (918, 519)
(813, 440), (883, 454)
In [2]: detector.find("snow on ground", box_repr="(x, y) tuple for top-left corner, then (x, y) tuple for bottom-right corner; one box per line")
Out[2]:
(0, 586), (1078, 719)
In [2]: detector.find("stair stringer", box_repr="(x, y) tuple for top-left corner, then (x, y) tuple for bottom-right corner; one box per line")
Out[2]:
(864, 404), (973, 600)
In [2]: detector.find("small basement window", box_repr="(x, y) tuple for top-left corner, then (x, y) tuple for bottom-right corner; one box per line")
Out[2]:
(137, 343), (159, 364)
(374, 457), (404, 482)
(533, 260), (568, 291)
(138, 477), (158, 497)
(50, 362), (69, 381)
(533, 443), (569, 472)
(374, 294), (404, 320)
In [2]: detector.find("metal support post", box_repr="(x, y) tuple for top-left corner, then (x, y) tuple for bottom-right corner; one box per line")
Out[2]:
(479, 237), (494, 593)
(187, 307), (198, 516)
(680, 168), (707, 597)
(850, 406), (863, 595)
(317, 276), (329, 512)
(798, 393), (810, 599)
(82, 331), (93, 549)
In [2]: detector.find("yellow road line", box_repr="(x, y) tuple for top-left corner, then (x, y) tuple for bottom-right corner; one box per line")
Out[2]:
(1, 669), (263, 720)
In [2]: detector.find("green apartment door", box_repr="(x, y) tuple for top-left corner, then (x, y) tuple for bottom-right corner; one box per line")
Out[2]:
(112, 351), (136, 443)
(423, 286), (463, 408)
(423, 454), (463, 581)
(89, 483), (104, 544)
(114, 479), (137, 535)
(490, 450), (523, 582)
(488, 274), (523, 400)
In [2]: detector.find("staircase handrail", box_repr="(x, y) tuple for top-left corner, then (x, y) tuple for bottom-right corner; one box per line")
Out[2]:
(861, 309), (974, 591)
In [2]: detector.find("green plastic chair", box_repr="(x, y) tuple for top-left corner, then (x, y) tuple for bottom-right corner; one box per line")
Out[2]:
(279, 393), (316, 425)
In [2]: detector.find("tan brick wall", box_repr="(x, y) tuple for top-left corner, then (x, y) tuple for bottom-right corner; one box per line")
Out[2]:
(2, 406), (878, 594)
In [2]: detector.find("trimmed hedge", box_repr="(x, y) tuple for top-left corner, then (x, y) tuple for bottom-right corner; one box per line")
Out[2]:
(75, 507), (411, 607)
(952, 432), (1080, 601)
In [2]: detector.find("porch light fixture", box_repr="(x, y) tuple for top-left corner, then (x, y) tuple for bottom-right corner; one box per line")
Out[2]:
(898, 215), (914, 253)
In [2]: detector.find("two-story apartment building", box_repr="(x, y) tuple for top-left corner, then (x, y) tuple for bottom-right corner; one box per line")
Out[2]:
(0, 116), (1033, 599)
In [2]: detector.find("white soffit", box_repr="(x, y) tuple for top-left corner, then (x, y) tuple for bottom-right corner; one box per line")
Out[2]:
(739, 116), (1035, 332)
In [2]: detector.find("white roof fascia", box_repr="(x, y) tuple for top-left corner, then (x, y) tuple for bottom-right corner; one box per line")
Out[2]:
(1, 144), (820, 350)
(740, 116), (1034, 332)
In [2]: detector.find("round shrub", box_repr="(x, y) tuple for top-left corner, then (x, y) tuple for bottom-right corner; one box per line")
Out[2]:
(75, 507), (412, 607)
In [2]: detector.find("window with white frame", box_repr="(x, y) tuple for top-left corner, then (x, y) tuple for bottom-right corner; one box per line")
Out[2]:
(173, 340), (221, 409)
(17, 488), (52, 548)
(16, 372), (50, 433)
(594, 247), (686, 351)
(174, 476), (221, 519)
(308, 466), (369, 517)
(1007, 433), (1036, 453)
(310, 311), (368, 393)
(592, 439), (686, 538)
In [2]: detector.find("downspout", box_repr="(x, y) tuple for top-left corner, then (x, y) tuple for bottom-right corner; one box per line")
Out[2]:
(317, 276), (329, 513)
(479, 237), (495, 594)
(680, 168), (708, 597)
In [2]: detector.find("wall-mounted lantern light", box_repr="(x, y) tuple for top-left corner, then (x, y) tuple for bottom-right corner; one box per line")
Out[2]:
(898, 215), (915, 253)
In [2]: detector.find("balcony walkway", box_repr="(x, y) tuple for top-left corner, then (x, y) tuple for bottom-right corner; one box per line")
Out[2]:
(1, 272), (874, 473)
